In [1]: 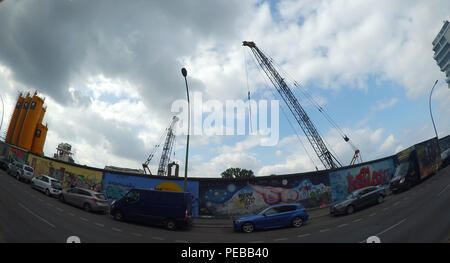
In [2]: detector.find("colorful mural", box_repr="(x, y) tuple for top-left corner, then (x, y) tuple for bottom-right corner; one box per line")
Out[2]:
(102, 172), (200, 217)
(329, 158), (395, 203)
(28, 153), (103, 191)
(198, 172), (331, 217)
(9, 145), (28, 163)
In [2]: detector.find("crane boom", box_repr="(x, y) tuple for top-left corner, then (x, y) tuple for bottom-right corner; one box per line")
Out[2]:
(243, 41), (341, 170)
(142, 116), (179, 175)
(157, 116), (179, 176)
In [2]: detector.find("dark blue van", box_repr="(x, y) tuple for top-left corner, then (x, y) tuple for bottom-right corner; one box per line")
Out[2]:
(110, 188), (192, 230)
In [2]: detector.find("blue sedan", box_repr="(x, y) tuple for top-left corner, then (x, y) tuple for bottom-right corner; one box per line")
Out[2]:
(233, 203), (309, 233)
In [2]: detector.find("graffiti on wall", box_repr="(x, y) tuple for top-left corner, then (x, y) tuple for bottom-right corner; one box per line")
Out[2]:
(329, 158), (394, 203)
(9, 146), (28, 163)
(102, 172), (200, 217)
(28, 154), (103, 191)
(199, 172), (331, 217)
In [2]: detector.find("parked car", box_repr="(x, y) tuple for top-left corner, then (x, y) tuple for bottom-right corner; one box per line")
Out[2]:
(0, 156), (9, 170)
(8, 161), (34, 183)
(441, 148), (450, 168)
(31, 175), (63, 197)
(233, 203), (309, 233)
(329, 186), (386, 215)
(110, 189), (193, 230)
(59, 187), (110, 213)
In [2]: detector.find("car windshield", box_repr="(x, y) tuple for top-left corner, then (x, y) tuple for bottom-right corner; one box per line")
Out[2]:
(346, 193), (356, 200)
(24, 166), (33, 172)
(51, 180), (61, 187)
(394, 162), (409, 178)
(256, 207), (269, 215)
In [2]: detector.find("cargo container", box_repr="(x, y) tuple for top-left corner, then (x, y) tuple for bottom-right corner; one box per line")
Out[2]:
(5, 93), (24, 144)
(390, 137), (441, 193)
(18, 92), (44, 150)
(12, 93), (31, 146)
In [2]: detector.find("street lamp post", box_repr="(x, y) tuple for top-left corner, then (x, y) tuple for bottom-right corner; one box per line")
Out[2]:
(181, 68), (190, 192)
(429, 80), (439, 141)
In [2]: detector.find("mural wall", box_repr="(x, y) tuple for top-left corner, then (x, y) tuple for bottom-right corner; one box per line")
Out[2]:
(198, 171), (331, 217)
(28, 153), (103, 191)
(102, 172), (200, 217)
(329, 157), (395, 203)
(9, 145), (29, 163)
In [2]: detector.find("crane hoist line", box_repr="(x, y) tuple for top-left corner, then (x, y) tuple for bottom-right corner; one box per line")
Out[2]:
(243, 40), (347, 170)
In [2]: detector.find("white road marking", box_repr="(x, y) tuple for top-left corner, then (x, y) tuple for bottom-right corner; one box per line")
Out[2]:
(319, 229), (330, 233)
(174, 239), (188, 243)
(338, 223), (349, 228)
(393, 201), (400, 206)
(47, 203), (54, 207)
(375, 218), (407, 236)
(80, 217), (89, 222)
(18, 202), (55, 228)
(94, 223), (104, 227)
(437, 184), (450, 197)
(68, 213), (75, 216)
(38, 198), (43, 202)
(274, 237), (288, 241)
(131, 233), (143, 237)
(403, 197), (409, 201)
(369, 213), (376, 217)
(56, 208), (63, 212)
(297, 233), (311, 238)
(152, 237), (165, 241)
(352, 218), (363, 223)
(112, 228), (123, 232)
(249, 240), (265, 243)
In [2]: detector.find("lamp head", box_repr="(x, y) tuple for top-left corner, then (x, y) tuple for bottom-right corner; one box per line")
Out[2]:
(181, 68), (187, 77)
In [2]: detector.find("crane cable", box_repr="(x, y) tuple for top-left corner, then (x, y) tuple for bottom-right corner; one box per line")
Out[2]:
(247, 49), (320, 170)
(264, 50), (361, 161)
(243, 47), (253, 134)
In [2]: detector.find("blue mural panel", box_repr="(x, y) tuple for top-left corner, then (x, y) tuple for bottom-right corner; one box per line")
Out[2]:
(329, 158), (395, 203)
(198, 171), (331, 217)
(102, 172), (199, 217)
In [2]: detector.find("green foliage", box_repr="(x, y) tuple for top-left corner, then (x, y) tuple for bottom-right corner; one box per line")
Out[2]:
(221, 167), (255, 179)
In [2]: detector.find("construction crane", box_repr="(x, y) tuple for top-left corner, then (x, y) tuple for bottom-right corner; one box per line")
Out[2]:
(142, 116), (179, 176)
(243, 41), (350, 170)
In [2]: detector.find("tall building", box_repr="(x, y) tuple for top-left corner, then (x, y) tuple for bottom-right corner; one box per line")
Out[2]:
(432, 20), (450, 88)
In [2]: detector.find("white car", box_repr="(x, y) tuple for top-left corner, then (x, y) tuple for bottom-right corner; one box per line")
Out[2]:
(31, 175), (63, 197)
(9, 162), (34, 183)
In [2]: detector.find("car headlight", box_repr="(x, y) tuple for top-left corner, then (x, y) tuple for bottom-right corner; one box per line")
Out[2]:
(399, 177), (405, 184)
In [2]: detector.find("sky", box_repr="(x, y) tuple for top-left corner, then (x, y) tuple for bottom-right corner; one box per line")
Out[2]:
(0, 0), (449, 177)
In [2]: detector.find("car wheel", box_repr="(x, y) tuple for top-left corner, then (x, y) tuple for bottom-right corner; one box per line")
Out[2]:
(83, 203), (92, 212)
(292, 216), (303, 228)
(242, 222), (255, 233)
(165, 218), (177, 231)
(377, 195), (384, 204)
(346, 205), (355, 215)
(113, 210), (124, 221)
(45, 189), (51, 196)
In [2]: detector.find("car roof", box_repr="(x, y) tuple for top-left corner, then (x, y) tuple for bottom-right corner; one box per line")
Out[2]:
(73, 187), (102, 194)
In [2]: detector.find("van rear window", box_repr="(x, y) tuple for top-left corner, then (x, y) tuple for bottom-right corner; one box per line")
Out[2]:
(25, 166), (34, 172)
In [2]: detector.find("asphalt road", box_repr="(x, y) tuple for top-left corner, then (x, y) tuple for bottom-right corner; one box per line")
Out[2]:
(0, 166), (449, 243)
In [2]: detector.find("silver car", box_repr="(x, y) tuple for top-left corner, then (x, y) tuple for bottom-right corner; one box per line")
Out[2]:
(9, 161), (34, 183)
(59, 187), (110, 213)
(31, 175), (63, 197)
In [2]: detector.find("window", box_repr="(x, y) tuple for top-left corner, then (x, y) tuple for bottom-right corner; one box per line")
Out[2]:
(42, 177), (49, 183)
(277, 205), (296, 213)
(78, 190), (91, 196)
(125, 191), (140, 202)
(264, 208), (279, 215)
(35, 129), (41, 138)
(24, 166), (33, 172)
(23, 102), (29, 109)
(30, 101), (36, 109)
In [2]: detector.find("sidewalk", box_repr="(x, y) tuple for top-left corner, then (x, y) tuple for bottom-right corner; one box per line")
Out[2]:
(192, 206), (330, 228)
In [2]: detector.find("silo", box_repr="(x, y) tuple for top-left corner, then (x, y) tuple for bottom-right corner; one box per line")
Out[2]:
(18, 92), (44, 151)
(31, 123), (48, 155)
(5, 93), (24, 144)
(12, 92), (31, 146)
(37, 106), (46, 124)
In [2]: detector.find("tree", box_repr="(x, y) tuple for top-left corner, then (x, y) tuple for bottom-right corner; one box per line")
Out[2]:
(221, 167), (255, 179)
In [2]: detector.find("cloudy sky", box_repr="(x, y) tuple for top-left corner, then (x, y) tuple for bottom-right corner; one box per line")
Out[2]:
(0, 0), (449, 177)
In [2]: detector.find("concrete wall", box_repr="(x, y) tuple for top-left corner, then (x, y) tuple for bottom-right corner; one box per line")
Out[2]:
(328, 157), (395, 203)
(197, 170), (331, 217)
(28, 153), (103, 191)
